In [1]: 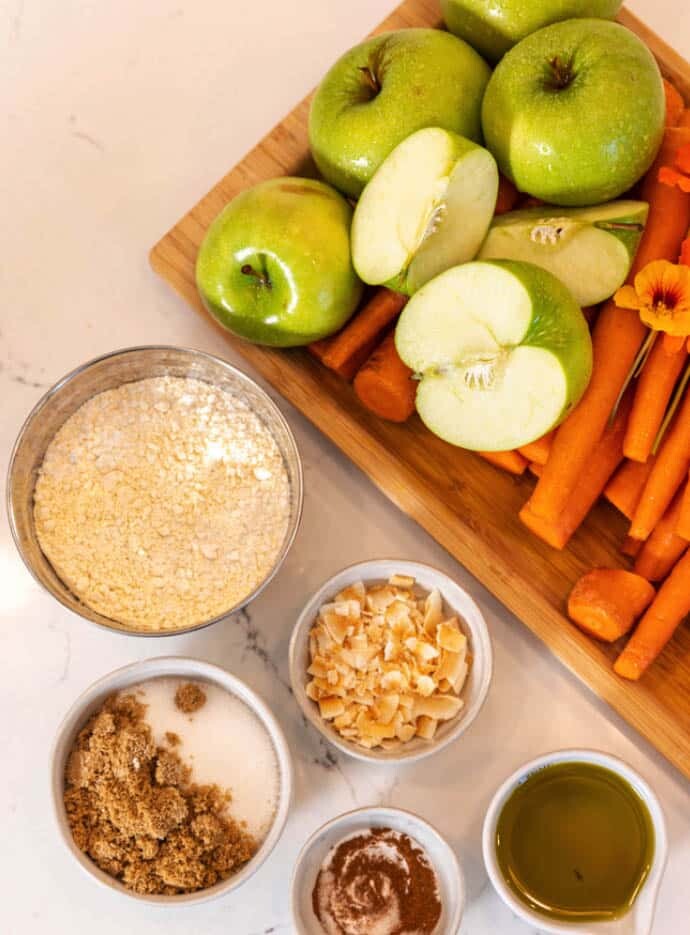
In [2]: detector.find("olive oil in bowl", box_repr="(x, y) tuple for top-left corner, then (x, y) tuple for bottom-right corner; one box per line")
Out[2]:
(495, 761), (655, 923)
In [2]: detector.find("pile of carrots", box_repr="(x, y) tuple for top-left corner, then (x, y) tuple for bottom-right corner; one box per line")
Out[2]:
(307, 77), (690, 682)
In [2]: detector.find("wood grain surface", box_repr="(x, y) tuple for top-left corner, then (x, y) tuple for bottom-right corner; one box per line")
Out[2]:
(150, 1), (690, 778)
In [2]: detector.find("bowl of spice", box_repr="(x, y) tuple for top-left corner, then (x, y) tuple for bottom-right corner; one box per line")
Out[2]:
(7, 345), (303, 635)
(51, 656), (292, 904)
(291, 805), (465, 934)
(289, 560), (492, 763)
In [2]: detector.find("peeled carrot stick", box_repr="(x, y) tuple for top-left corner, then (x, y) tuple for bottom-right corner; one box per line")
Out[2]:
(530, 128), (690, 523)
(677, 473), (690, 539)
(679, 110), (690, 129)
(568, 569), (655, 642)
(604, 458), (655, 518)
(621, 536), (644, 558)
(520, 394), (631, 549)
(664, 77), (685, 127)
(634, 485), (689, 581)
(478, 449), (528, 476)
(518, 430), (554, 466)
(615, 547), (690, 679)
(353, 330), (416, 422)
(494, 174), (519, 215)
(624, 336), (688, 463)
(529, 462), (543, 478)
(309, 288), (406, 380)
(630, 386), (690, 540)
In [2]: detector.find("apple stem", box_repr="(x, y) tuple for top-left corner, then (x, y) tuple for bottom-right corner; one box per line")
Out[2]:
(546, 56), (575, 91)
(359, 66), (380, 95)
(241, 264), (271, 289)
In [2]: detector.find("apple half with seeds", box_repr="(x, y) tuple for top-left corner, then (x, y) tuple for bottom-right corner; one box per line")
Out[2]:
(395, 260), (593, 451)
(478, 200), (648, 306)
(352, 127), (498, 295)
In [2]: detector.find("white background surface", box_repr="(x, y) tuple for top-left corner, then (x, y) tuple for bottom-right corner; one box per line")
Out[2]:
(2, 1), (690, 933)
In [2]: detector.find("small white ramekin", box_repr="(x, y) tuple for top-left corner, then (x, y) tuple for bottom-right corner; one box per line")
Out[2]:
(482, 749), (668, 935)
(51, 656), (293, 905)
(289, 559), (493, 764)
(290, 806), (465, 934)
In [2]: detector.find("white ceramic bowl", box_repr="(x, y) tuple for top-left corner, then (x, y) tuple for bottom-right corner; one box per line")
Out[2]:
(290, 806), (465, 934)
(482, 749), (668, 935)
(51, 656), (293, 905)
(289, 559), (493, 764)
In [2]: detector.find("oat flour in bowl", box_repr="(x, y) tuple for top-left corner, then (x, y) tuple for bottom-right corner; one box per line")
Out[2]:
(33, 375), (291, 631)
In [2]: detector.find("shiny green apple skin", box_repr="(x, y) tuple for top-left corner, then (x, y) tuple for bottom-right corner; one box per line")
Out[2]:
(309, 28), (491, 198)
(481, 19), (665, 206)
(441, 0), (622, 63)
(196, 177), (363, 347)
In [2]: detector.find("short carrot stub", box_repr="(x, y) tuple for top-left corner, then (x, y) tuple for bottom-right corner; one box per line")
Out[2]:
(568, 569), (655, 643)
(353, 330), (416, 423)
(478, 449), (528, 476)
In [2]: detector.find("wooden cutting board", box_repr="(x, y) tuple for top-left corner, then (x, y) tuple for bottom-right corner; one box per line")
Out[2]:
(150, 0), (690, 779)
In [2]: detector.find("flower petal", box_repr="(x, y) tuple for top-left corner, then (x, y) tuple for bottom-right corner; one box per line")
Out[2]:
(681, 238), (690, 267)
(658, 166), (690, 192)
(614, 284), (645, 310)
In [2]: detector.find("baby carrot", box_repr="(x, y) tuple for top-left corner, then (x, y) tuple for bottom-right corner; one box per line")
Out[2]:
(677, 472), (690, 539)
(634, 484), (689, 581)
(530, 127), (690, 523)
(604, 457), (655, 519)
(353, 330), (416, 423)
(494, 174), (519, 215)
(630, 386), (690, 540)
(478, 449), (528, 475)
(615, 548), (690, 679)
(664, 77), (685, 127)
(624, 331), (689, 464)
(520, 393), (631, 549)
(518, 430), (555, 466)
(309, 288), (406, 380)
(568, 569), (655, 642)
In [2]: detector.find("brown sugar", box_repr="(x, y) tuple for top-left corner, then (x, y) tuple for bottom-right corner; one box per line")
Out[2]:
(164, 731), (181, 747)
(64, 692), (256, 895)
(175, 682), (207, 714)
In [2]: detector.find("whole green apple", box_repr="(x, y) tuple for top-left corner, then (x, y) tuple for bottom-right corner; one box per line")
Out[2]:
(308, 28), (491, 198)
(441, 0), (622, 63)
(481, 19), (664, 206)
(196, 177), (363, 347)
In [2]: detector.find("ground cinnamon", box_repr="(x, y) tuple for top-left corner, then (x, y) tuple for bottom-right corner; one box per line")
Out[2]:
(312, 827), (442, 934)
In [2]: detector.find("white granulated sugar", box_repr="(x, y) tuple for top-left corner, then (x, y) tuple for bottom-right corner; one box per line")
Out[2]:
(126, 678), (280, 841)
(33, 375), (291, 631)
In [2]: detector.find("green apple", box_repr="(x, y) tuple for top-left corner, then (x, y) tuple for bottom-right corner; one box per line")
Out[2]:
(351, 128), (498, 295)
(441, 0), (622, 63)
(308, 28), (491, 198)
(481, 19), (665, 206)
(395, 260), (592, 450)
(478, 200), (648, 306)
(196, 177), (363, 347)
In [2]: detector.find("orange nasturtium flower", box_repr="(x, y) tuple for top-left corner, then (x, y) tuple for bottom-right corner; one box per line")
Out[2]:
(681, 237), (690, 268)
(658, 144), (690, 192)
(614, 260), (690, 336)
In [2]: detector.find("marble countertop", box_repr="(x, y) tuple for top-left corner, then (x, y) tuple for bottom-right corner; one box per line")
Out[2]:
(2, 1), (690, 932)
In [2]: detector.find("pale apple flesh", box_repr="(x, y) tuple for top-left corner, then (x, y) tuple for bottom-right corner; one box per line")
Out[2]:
(478, 200), (649, 306)
(395, 260), (592, 450)
(352, 128), (498, 295)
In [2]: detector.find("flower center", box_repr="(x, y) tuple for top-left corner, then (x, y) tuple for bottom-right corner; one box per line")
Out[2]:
(651, 287), (681, 314)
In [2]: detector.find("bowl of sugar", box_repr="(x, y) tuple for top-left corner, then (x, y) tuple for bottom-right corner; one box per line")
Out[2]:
(51, 656), (293, 904)
(7, 345), (303, 635)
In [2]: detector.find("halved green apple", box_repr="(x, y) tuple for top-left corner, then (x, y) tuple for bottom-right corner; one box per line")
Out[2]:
(351, 127), (498, 295)
(395, 260), (593, 451)
(478, 200), (648, 307)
